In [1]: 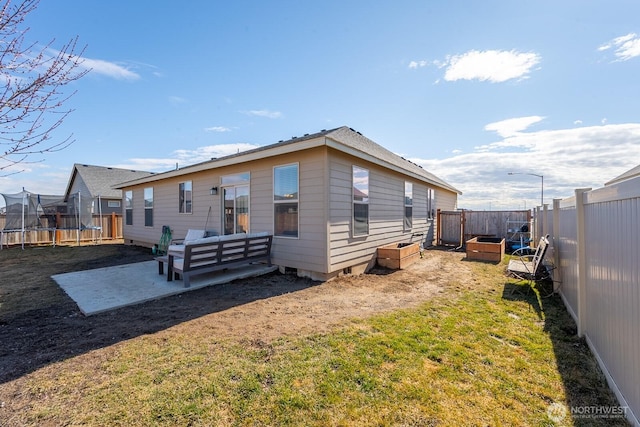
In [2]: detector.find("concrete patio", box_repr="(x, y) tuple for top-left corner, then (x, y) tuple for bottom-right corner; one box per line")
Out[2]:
(52, 260), (278, 316)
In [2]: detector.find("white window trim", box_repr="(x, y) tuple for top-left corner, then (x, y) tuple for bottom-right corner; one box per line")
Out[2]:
(124, 190), (133, 226)
(273, 163), (299, 239)
(179, 181), (192, 214)
(352, 165), (369, 237)
(144, 187), (153, 227)
(404, 181), (413, 231)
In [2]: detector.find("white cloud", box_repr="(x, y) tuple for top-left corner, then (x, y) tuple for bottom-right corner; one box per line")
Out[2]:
(599, 33), (640, 61)
(574, 120), (583, 125)
(244, 109), (283, 119)
(408, 60), (430, 69)
(0, 163), (65, 196)
(172, 143), (261, 164)
(112, 143), (262, 173)
(442, 49), (541, 83)
(484, 116), (545, 138)
(113, 158), (179, 172)
(80, 57), (141, 80)
(410, 123), (640, 210)
(204, 126), (231, 132)
(41, 47), (143, 81)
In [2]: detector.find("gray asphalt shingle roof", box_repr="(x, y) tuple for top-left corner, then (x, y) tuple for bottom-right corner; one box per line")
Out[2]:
(325, 127), (460, 194)
(247, 126), (461, 194)
(66, 164), (154, 199)
(115, 126), (460, 194)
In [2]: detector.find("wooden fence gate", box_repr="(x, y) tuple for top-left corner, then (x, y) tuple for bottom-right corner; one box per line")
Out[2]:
(436, 209), (532, 247)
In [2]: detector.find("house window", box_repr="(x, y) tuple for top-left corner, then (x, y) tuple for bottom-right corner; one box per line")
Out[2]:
(125, 190), (133, 225)
(274, 163), (298, 238)
(427, 188), (434, 219)
(179, 181), (192, 214)
(144, 187), (153, 227)
(108, 200), (121, 208)
(404, 182), (413, 231)
(353, 166), (369, 236)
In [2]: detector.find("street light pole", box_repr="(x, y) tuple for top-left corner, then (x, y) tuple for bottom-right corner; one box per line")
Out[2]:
(508, 172), (544, 208)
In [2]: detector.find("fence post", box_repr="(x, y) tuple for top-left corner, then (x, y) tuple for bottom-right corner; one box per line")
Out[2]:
(525, 209), (532, 246)
(55, 212), (62, 244)
(575, 188), (591, 337)
(436, 209), (441, 245)
(542, 203), (549, 238)
(552, 199), (561, 292)
(460, 209), (466, 247)
(535, 206), (542, 243)
(111, 212), (117, 239)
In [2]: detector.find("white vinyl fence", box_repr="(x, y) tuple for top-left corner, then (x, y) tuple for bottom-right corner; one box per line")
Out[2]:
(543, 177), (639, 426)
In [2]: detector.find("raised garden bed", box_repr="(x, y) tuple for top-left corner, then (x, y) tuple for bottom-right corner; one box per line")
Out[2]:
(466, 237), (505, 262)
(377, 242), (420, 269)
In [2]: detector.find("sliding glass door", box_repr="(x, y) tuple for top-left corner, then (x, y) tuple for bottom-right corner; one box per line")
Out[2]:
(223, 184), (249, 235)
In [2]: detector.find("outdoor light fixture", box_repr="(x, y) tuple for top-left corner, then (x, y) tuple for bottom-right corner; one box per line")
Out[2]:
(507, 172), (543, 207)
(210, 186), (218, 196)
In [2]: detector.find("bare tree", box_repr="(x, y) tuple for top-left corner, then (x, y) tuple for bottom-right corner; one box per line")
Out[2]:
(0, 0), (88, 175)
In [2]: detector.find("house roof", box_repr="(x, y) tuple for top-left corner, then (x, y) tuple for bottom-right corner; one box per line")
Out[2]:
(64, 164), (155, 200)
(115, 126), (461, 194)
(605, 164), (640, 186)
(324, 127), (461, 194)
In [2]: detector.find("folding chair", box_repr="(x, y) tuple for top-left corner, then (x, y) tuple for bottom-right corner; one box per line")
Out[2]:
(506, 234), (552, 294)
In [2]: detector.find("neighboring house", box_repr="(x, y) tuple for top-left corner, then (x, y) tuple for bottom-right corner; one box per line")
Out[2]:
(116, 126), (461, 280)
(64, 164), (155, 215)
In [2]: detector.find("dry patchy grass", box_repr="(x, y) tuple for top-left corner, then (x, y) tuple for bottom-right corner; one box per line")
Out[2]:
(0, 245), (629, 426)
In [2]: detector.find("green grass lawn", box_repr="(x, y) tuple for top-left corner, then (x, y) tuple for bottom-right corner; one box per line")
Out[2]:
(3, 253), (628, 426)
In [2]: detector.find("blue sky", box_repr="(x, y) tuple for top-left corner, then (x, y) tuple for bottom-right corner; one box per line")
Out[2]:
(2, 0), (640, 210)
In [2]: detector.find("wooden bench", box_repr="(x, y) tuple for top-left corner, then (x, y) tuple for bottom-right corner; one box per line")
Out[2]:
(166, 233), (273, 287)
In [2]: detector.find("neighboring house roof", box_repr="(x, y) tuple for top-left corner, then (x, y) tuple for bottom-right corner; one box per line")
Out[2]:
(605, 164), (640, 186)
(115, 126), (461, 194)
(64, 164), (155, 200)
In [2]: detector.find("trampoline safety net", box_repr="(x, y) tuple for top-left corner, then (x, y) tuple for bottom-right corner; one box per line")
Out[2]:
(1, 190), (66, 230)
(1, 190), (102, 248)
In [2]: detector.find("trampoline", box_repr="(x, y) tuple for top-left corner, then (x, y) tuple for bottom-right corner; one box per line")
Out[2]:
(1, 189), (103, 249)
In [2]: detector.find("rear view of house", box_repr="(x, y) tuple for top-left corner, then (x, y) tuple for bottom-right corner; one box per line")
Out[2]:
(116, 126), (460, 280)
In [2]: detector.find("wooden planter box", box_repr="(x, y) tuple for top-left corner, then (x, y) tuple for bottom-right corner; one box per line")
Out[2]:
(377, 242), (420, 269)
(466, 237), (505, 262)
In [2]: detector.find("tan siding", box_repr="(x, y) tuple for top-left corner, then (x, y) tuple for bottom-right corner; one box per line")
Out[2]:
(327, 150), (456, 272)
(435, 188), (457, 211)
(271, 148), (327, 272)
(247, 166), (271, 232)
(122, 147), (330, 273)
